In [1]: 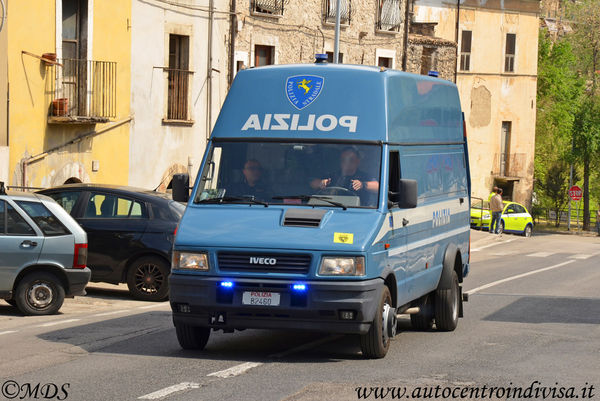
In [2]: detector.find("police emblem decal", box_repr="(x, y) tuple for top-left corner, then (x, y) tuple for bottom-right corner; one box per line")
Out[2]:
(286, 75), (324, 110)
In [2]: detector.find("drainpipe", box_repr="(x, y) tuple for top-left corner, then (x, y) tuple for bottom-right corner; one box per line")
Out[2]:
(402, 0), (411, 71)
(454, 0), (460, 83)
(206, 0), (214, 141)
(228, 0), (236, 86)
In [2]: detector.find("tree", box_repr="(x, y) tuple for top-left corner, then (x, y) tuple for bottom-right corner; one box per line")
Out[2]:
(567, 0), (600, 230)
(534, 31), (584, 223)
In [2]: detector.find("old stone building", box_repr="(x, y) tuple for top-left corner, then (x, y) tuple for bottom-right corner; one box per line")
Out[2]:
(230, 0), (456, 80)
(412, 0), (540, 206)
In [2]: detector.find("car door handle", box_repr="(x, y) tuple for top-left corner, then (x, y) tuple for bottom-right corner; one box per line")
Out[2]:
(21, 240), (38, 248)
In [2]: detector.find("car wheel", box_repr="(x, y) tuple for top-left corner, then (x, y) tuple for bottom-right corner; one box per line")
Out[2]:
(175, 322), (211, 350)
(360, 286), (392, 359)
(434, 270), (460, 331)
(127, 256), (170, 302)
(15, 272), (65, 316)
(410, 293), (435, 330)
(5, 299), (17, 307)
(523, 225), (532, 237)
(497, 220), (504, 234)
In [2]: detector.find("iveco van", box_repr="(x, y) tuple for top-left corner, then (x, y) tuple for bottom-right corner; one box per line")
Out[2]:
(169, 60), (471, 358)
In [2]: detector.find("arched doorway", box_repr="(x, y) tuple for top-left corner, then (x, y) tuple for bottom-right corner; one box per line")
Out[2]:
(64, 177), (83, 184)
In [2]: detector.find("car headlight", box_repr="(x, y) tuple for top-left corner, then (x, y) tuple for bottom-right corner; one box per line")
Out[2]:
(319, 257), (365, 276)
(172, 251), (210, 271)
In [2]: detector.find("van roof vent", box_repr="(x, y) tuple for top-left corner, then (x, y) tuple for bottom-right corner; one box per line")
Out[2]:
(283, 208), (327, 227)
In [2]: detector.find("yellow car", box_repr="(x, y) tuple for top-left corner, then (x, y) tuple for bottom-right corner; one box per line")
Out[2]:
(471, 199), (533, 237)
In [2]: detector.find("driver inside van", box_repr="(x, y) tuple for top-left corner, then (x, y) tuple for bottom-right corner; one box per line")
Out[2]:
(310, 147), (379, 205)
(229, 159), (270, 200)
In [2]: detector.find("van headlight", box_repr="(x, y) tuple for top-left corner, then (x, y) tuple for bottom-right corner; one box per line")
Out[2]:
(173, 251), (210, 271)
(319, 257), (365, 276)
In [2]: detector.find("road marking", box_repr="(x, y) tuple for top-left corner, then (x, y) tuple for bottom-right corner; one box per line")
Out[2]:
(92, 309), (131, 317)
(569, 254), (592, 260)
(36, 318), (81, 327)
(269, 334), (343, 358)
(206, 362), (263, 378)
(471, 238), (515, 252)
(138, 382), (200, 400)
(137, 304), (167, 309)
(466, 260), (575, 295)
(0, 330), (18, 336)
(527, 251), (555, 257)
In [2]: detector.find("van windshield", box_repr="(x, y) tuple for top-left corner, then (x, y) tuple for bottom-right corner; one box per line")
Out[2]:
(195, 141), (382, 209)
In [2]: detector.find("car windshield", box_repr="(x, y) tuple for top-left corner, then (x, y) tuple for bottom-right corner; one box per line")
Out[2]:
(195, 141), (382, 208)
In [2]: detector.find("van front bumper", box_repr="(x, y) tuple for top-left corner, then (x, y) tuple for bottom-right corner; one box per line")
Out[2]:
(169, 274), (384, 335)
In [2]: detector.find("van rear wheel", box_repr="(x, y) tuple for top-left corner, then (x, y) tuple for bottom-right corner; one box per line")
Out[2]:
(410, 293), (435, 330)
(175, 322), (211, 350)
(360, 286), (392, 359)
(434, 270), (460, 331)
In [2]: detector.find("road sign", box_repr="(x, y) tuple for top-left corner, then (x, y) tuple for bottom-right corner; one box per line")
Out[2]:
(569, 185), (582, 201)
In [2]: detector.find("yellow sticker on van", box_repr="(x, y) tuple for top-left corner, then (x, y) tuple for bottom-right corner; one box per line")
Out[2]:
(334, 232), (354, 244)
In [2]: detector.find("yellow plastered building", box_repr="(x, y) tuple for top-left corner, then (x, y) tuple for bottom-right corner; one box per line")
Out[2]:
(2, 0), (131, 188)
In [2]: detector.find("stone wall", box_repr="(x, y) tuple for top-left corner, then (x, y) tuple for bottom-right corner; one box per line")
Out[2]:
(406, 34), (457, 81)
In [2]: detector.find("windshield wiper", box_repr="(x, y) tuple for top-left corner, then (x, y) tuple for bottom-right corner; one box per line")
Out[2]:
(195, 196), (268, 207)
(272, 195), (347, 211)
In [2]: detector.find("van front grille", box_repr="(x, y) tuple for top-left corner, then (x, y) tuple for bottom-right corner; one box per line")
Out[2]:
(217, 252), (311, 274)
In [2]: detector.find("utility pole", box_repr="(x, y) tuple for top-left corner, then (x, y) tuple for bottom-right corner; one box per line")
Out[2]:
(333, 0), (342, 63)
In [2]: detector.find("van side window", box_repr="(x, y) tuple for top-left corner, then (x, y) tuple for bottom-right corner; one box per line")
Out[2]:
(388, 150), (400, 207)
(0, 200), (5, 234)
(46, 191), (81, 215)
(5, 203), (35, 236)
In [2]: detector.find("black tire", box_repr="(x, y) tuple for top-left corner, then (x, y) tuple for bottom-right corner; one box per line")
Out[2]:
(410, 293), (435, 330)
(175, 322), (211, 350)
(127, 256), (170, 302)
(5, 299), (17, 307)
(434, 270), (460, 331)
(523, 224), (533, 237)
(360, 286), (392, 359)
(14, 272), (65, 316)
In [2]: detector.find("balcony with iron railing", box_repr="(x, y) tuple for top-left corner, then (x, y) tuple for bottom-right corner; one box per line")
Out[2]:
(251, 0), (285, 17)
(322, 0), (352, 25)
(163, 68), (194, 125)
(46, 59), (117, 124)
(492, 153), (527, 178)
(376, 0), (402, 32)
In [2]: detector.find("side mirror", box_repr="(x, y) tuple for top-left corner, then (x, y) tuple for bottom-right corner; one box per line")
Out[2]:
(172, 173), (190, 203)
(390, 179), (417, 209)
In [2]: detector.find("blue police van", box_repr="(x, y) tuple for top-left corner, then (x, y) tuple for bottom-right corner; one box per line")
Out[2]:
(170, 59), (471, 358)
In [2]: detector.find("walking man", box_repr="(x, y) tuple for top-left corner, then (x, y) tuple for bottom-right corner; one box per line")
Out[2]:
(489, 188), (504, 234)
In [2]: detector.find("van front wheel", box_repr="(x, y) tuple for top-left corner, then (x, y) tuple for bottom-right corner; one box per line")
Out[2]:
(360, 286), (392, 359)
(175, 322), (211, 350)
(434, 270), (460, 331)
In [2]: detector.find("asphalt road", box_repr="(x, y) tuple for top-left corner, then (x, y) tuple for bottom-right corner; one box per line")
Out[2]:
(1, 230), (598, 401)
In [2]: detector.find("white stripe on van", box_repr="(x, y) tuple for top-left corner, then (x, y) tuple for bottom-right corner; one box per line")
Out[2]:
(373, 198), (469, 244)
(387, 226), (470, 256)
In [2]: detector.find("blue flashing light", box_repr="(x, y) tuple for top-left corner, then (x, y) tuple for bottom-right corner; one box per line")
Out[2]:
(315, 53), (327, 63)
(292, 283), (307, 291)
(428, 70), (439, 78)
(220, 281), (234, 288)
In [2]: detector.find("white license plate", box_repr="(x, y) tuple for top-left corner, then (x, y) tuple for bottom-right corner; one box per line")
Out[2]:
(242, 291), (280, 307)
